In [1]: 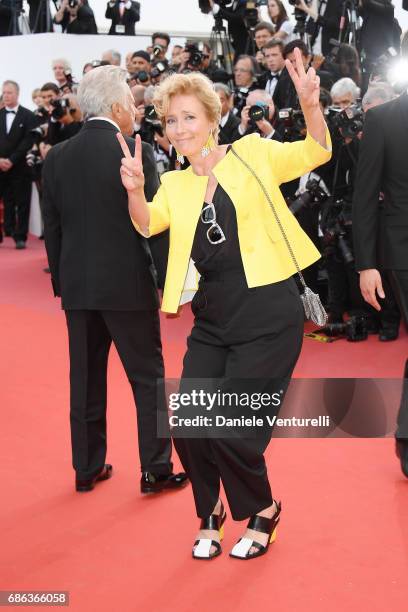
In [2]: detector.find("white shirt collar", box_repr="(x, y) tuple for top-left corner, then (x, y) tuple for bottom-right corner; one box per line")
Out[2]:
(5, 105), (19, 112)
(87, 116), (120, 131)
(220, 111), (230, 128)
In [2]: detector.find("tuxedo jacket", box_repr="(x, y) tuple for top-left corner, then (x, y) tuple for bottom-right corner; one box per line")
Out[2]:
(352, 94), (408, 271)
(0, 106), (36, 174)
(42, 120), (160, 310)
(272, 68), (298, 111)
(105, 1), (140, 35)
(218, 112), (241, 145)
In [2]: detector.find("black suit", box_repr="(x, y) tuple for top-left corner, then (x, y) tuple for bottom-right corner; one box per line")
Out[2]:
(0, 105), (36, 241)
(272, 68), (298, 111)
(27, 0), (53, 33)
(42, 120), (172, 479)
(218, 112), (241, 145)
(105, 0), (140, 36)
(353, 94), (408, 438)
(55, 6), (98, 34)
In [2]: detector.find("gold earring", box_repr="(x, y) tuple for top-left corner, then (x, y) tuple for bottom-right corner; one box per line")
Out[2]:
(201, 132), (215, 158)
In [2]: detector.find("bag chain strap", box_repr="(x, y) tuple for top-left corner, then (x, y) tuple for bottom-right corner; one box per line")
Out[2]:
(230, 146), (307, 290)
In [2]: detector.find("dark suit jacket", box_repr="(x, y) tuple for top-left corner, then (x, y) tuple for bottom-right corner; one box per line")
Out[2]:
(55, 6), (98, 34)
(218, 112), (241, 145)
(105, 0), (140, 36)
(272, 68), (298, 111)
(352, 94), (408, 271)
(42, 120), (160, 310)
(0, 105), (36, 174)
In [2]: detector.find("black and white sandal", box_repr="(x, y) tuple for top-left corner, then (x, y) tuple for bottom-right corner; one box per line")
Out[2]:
(192, 500), (227, 560)
(229, 501), (281, 560)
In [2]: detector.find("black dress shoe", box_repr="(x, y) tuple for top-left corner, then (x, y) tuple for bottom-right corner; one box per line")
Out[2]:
(140, 471), (189, 494)
(15, 240), (26, 250)
(75, 464), (113, 492)
(395, 440), (408, 478)
(379, 328), (399, 342)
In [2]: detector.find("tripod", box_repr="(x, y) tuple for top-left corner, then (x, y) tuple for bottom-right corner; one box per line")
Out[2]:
(337, 0), (360, 50)
(209, 16), (235, 84)
(31, 0), (57, 34)
(7, 0), (24, 35)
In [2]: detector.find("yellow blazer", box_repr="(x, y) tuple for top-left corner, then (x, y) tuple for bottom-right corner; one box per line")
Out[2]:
(132, 131), (332, 313)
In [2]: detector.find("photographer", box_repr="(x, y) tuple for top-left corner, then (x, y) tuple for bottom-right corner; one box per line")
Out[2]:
(253, 21), (275, 68)
(330, 77), (360, 110)
(238, 89), (282, 140)
(207, 0), (258, 58)
(105, 0), (140, 36)
(214, 82), (241, 144)
(151, 32), (171, 64)
(323, 43), (362, 89)
(127, 50), (151, 86)
(51, 58), (75, 93)
(267, 0), (295, 43)
(257, 38), (286, 98)
(359, 0), (401, 90)
(295, 1), (344, 55)
(273, 39), (311, 112)
(54, 0), (97, 35)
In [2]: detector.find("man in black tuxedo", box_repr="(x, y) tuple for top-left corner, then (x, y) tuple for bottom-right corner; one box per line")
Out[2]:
(42, 65), (187, 494)
(0, 80), (36, 248)
(105, 0), (140, 36)
(214, 83), (241, 145)
(352, 92), (408, 478)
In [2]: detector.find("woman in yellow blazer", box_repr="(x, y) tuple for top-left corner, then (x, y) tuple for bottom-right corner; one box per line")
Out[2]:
(118, 49), (331, 561)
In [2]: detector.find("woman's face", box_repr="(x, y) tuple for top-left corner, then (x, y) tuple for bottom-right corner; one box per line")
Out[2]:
(165, 94), (214, 158)
(268, 0), (279, 19)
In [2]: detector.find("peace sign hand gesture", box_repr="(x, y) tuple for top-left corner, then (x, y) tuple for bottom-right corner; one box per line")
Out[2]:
(117, 132), (145, 193)
(285, 47), (320, 112)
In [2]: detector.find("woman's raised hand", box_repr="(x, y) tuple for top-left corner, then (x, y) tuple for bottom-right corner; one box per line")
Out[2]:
(285, 47), (320, 111)
(117, 133), (145, 193)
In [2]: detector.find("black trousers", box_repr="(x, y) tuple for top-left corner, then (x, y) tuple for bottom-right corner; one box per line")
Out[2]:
(0, 171), (32, 242)
(391, 271), (408, 439)
(174, 275), (304, 521)
(65, 309), (172, 480)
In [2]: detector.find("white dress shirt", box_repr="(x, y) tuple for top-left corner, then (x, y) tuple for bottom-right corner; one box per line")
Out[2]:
(5, 106), (19, 134)
(87, 116), (120, 131)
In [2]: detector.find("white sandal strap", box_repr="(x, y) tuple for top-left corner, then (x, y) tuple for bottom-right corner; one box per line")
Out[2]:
(193, 538), (214, 558)
(230, 537), (254, 558)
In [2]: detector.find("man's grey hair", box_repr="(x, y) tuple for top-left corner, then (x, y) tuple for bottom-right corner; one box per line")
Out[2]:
(330, 77), (360, 102)
(247, 89), (273, 104)
(362, 83), (395, 109)
(52, 58), (72, 72)
(2, 80), (19, 94)
(214, 82), (232, 97)
(77, 65), (130, 119)
(102, 49), (122, 66)
(144, 85), (156, 105)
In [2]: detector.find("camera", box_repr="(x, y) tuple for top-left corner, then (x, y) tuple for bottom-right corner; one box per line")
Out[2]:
(328, 104), (364, 140)
(150, 62), (167, 80)
(198, 0), (229, 13)
(129, 70), (150, 84)
(289, 178), (328, 216)
(321, 316), (368, 342)
(152, 44), (165, 58)
(184, 43), (204, 68)
(69, 0), (79, 7)
(321, 198), (354, 264)
(233, 87), (250, 115)
(144, 104), (164, 137)
(248, 102), (268, 124)
(50, 98), (71, 120)
(278, 107), (306, 138)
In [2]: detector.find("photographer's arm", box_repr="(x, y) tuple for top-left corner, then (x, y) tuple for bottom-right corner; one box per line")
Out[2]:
(297, 0), (318, 21)
(54, 0), (69, 23)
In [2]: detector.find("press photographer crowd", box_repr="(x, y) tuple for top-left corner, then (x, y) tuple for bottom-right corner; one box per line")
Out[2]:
(2, 0), (408, 344)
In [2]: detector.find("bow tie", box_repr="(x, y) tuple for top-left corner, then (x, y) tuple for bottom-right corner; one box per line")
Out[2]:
(269, 73), (280, 79)
(6, 110), (16, 114)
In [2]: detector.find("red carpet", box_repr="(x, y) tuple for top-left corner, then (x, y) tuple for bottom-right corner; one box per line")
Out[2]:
(1, 235), (407, 611)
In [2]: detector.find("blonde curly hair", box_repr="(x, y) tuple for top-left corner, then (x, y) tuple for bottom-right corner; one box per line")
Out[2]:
(152, 72), (222, 142)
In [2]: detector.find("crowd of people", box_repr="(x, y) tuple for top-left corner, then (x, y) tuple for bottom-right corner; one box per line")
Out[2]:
(1, 0), (407, 341)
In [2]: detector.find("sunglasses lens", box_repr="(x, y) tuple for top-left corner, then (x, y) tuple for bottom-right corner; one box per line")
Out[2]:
(202, 206), (215, 223)
(208, 224), (223, 243)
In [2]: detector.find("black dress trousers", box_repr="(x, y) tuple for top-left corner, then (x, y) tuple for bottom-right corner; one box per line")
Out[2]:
(174, 182), (304, 521)
(65, 309), (172, 480)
